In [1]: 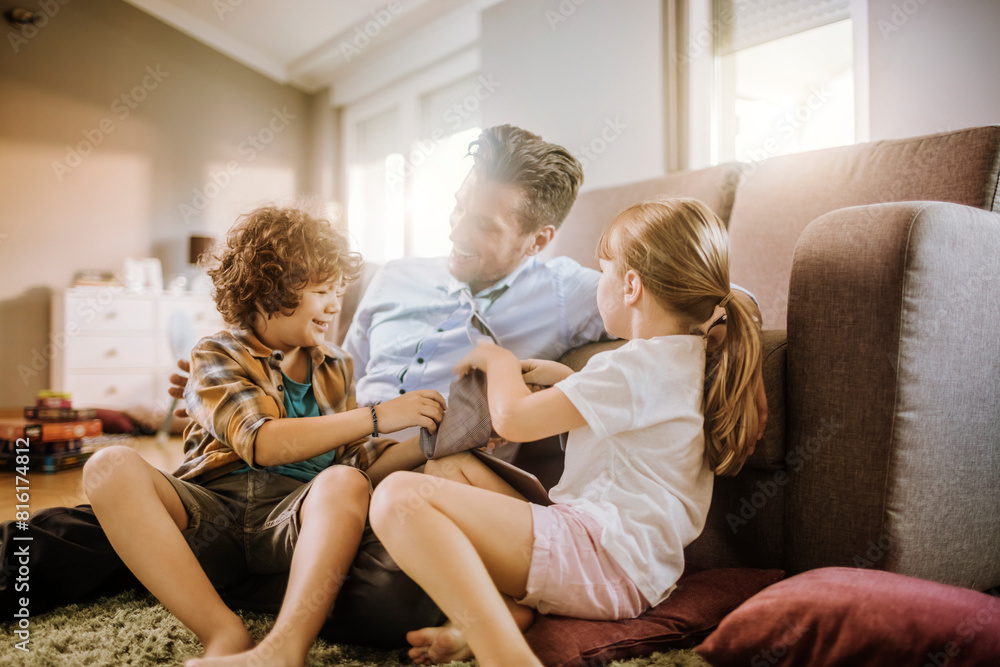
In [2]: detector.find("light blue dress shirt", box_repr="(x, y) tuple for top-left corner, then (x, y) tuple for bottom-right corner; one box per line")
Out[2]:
(343, 256), (606, 406)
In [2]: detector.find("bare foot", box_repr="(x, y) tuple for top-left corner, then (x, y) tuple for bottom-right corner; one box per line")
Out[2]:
(197, 625), (256, 659)
(186, 636), (304, 667)
(406, 624), (473, 665)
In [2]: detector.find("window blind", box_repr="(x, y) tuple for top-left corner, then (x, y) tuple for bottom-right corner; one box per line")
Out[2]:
(714, 0), (850, 54)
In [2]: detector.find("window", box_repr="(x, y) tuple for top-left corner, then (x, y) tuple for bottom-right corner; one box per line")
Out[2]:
(344, 74), (483, 264)
(709, 0), (855, 165)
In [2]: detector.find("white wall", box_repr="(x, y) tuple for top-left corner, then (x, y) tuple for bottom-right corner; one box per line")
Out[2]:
(480, 0), (667, 190)
(867, 0), (1000, 140)
(0, 0), (312, 407)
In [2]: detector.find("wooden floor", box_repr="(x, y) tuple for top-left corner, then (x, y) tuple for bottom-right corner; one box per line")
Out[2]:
(1, 435), (187, 521)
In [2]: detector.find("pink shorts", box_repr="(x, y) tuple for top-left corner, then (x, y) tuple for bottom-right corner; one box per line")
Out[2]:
(517, 503), (649, 620)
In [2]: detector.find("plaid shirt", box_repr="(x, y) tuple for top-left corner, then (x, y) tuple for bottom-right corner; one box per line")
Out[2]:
(172, 327), (391, 483)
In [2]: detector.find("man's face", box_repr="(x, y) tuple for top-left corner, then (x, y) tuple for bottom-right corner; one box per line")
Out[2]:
(447, 167), (545, 294)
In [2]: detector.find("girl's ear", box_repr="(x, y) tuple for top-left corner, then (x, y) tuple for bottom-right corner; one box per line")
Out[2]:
(623, 269), (642, 306)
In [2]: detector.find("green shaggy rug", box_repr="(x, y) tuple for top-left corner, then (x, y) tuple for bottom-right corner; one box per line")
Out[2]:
(0, 589), (711, 666)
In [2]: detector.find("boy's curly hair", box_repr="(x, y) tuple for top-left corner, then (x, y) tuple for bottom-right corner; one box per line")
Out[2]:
(205, 205), (362, 330)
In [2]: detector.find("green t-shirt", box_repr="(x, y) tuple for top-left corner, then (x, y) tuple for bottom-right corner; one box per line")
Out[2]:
(233, 358), (338, 482)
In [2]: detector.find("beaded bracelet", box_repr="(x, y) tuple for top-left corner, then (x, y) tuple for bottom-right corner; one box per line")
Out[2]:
(370, 404), (379, 438)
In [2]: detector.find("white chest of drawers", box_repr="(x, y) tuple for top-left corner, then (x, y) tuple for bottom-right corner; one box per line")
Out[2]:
(51, 289), (226, 412)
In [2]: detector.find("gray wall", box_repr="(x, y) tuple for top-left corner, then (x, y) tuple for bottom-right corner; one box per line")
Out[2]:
(867, 0), (1000, 140)
(481, 0), (667, 190)
(0, 0), (314, 407)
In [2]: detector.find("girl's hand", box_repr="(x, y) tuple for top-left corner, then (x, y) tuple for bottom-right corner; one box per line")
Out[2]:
(520, 359), (575, 389)
(373, 389), (447, 434)
(453, 342), (514, 377)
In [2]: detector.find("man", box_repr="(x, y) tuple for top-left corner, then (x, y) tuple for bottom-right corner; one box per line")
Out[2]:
(344, 124), (605, 410)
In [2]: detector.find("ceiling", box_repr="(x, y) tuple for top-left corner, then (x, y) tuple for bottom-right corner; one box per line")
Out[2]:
(122, 0), (476, 92)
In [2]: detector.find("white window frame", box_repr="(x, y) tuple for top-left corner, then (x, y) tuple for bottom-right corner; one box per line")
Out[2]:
(340, 49), (480, 262)
(676, 0), (869, 170)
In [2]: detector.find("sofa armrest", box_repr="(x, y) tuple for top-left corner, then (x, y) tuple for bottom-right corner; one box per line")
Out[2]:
(785, 201), (1000, 590)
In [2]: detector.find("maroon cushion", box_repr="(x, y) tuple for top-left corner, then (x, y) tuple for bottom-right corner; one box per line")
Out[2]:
(524, 566), (784, 667)
(94, 408), (137, 434)
(696, 567), (1000, 667)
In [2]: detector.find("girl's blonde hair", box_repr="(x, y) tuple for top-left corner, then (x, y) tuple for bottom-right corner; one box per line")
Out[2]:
(597, 199), (761, 476)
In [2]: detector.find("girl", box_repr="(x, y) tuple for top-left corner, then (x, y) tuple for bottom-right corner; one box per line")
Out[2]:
(369, 199), (762, 667)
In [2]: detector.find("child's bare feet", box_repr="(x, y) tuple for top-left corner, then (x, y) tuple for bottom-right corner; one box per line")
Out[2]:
(196, 623), (256, 659)
(406, 623), (473, 665)
(186, 634), (304, 667)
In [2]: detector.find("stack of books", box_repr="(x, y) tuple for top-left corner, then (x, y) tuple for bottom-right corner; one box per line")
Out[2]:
(0, 391), (104, 473)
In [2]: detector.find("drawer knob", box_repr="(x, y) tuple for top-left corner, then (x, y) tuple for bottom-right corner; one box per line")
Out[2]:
(105, 348), (118, 358)
(106, 386), (118, 396)
(105, 311), (117, 320)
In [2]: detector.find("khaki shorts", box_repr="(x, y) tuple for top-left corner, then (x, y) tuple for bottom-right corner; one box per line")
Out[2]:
(159, 466), (366, 589)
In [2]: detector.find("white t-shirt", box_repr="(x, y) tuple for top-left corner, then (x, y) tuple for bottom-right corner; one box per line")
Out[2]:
(552, 335), (714, 606)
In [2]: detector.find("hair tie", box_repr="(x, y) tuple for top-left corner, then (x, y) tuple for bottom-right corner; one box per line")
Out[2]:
(719, 292), (735, 309)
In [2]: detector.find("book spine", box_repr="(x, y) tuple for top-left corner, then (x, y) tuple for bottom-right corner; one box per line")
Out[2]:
(0, 423), (41, 441)
(23, 407), (99, 422)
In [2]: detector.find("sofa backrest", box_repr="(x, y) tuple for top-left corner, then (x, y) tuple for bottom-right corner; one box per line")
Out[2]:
(728, 126), (1000, 330)
(540, 162), (742, 270)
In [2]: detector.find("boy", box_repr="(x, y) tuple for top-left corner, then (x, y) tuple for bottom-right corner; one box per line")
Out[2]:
(84, 205), (445, 667)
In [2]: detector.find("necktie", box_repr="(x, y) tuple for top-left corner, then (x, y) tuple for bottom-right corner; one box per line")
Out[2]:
(457, 285), (507, 345)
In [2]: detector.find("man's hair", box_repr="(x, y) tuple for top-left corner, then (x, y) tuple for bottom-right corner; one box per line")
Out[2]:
(467, 125), (584, 234)
(206, 204), (362, 330)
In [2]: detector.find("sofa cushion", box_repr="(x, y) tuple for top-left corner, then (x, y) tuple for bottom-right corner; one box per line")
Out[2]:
(695, 567), (1000, 667)
(542, 163), (742, 270)
(525, 565), (784, 667)
(728, 125), (1000, 329)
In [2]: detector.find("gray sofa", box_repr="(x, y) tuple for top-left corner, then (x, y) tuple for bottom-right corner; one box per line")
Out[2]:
(542, 125), (1000, 592)
(341, 126), (1000, 593)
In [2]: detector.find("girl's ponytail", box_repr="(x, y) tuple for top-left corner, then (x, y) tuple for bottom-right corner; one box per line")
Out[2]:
(600, 198), (763, 476)
(703, 292), (761, 476)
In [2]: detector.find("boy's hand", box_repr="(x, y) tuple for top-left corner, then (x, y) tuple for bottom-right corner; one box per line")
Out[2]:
(169, 358), (190, 418)
(453, 341), (514, 377)
(520, 359), (574, 389)
(374, 389), (447, 434)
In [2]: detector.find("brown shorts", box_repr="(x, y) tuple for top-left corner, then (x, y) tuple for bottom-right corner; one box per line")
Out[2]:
(159, 466), (367, 589)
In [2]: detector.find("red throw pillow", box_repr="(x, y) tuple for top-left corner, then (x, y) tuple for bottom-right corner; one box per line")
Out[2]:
(524, 566), (784, 667)
(696, 567), (1000, 667)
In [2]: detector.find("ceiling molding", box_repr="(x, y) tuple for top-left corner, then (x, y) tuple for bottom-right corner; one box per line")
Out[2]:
(122, 0), (295, 88)
(287, 0), (474, 92)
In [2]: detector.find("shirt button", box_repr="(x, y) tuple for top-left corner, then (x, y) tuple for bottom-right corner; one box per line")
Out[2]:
(416, 357), (425, 364)
(277, 385), (284, 392)
(398, 389), (405, 395)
